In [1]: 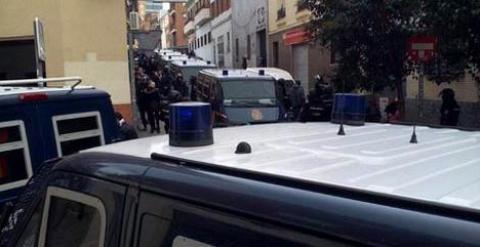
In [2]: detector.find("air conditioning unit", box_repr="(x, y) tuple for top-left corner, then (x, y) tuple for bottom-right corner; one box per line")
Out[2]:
(129, 11), (140, 31)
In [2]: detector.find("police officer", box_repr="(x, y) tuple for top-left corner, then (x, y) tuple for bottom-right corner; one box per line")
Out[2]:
(144, 81), (161, 134)
(174, 73), (189, 100)
(115, 112), (138, 141)
(288, 80), (306, 121)
(190, 76), (199, 101)
(135, 69), (149, 131)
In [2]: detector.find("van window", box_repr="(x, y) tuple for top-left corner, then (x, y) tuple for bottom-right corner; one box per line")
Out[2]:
(15, 200), (44, 247)
(52, 112), (105, 156)
(0, 121), (32, 191)
(221, 80), (276, 103)
(139, 209), (348, 247)
(38, 187), (106, 247)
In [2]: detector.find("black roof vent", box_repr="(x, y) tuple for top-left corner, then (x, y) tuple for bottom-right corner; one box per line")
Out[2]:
(169, 56), (172, 59)
(183, 60), (187, 65)
(259, 69), (265, 76)
(235, 142), (252, 154)
(222, 70), (229, 76)
(207, 61), (211, 65)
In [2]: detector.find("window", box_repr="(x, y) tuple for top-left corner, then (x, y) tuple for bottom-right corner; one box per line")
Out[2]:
(273, 41), (279, 67)
(140, 209), (346, 247)
(52, 112), (104, 156)
(38, 187), (106, 247)
(277, 0), (286, 20)
(217, 36), (225, 67)
(15, 199), (44, 246)
(297, 0), (308, 12)
(208, 32), (212, 43)
(226, 32), (231, 53)
(247, 35), (251, 59)
(235, 38), (239, 62)
(0, 121), (32, 191)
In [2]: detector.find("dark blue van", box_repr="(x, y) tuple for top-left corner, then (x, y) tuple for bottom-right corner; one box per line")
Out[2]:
(0, 77), (119, 207)
(1, 122), (480, 246)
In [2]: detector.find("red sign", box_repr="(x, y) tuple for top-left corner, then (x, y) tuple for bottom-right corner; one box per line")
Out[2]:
(407, 36), (437, 63)
(283, 28), (312, 46)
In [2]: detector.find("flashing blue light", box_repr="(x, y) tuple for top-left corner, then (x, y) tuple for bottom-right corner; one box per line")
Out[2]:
(169, 102), (213, 147)
(331, 93), (367, 126)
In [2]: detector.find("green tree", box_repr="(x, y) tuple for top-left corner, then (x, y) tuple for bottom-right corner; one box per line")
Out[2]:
(307, 0), (480, 107)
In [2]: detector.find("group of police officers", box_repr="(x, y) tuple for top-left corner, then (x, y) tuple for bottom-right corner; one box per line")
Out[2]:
(133, 52), (335, 134)
(134, 53), (195, 134)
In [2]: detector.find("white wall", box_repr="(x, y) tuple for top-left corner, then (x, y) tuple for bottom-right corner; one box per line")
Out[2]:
(231, 0), (268, 68)
(211, 9), (233, 68)
(194, 23), (214, 63)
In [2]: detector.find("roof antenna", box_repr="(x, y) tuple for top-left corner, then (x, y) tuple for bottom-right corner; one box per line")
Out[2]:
(338, 78), (346, 136)
(410, 62), (424, 144)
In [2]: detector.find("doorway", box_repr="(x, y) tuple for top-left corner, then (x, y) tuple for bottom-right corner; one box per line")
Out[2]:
(292, 44), (309, 92)
(256, 29), (267, 67)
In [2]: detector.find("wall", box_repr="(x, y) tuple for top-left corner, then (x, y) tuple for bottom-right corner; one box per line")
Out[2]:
(0, 0), (132, 120)
(268, 0), (310, 36)
(405, 74), (480, 128)
(231, 0), (268, 68)
(211, 8), (233, 68)
(266, 0), (331, 90)
(169, 3), (188, 48)
(194, 23), (215, 63)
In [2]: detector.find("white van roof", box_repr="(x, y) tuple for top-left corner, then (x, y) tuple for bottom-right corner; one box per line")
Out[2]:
(200, 69), (274, 80)
(247, 67), (295, 81)
(171, 59), (216, 68)
(88, 122), (480, 212)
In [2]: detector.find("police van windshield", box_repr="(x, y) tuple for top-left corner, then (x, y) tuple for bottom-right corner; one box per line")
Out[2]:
(220, 80), (276, 106)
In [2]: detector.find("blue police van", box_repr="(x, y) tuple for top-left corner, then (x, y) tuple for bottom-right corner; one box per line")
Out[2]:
(1, 99), (480, 246)
(197, 69), (286, 125)
(0, 77), (119, 208)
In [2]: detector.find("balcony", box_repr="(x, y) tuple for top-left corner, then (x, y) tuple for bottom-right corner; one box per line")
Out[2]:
(184, 20), (195, 36)
(194, 7), (211, 27)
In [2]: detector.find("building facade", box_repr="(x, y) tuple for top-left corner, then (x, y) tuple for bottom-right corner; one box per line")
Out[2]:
(231, 0), (268, 68)
(267, 0), (332, 92)
(211, 0), (233, 68)
(166, 3), (188, 49)
(405, 74), (480, 128)
(0, 0), (133, 120)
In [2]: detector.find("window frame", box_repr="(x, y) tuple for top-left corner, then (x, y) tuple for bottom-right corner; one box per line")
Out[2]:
(0, 120), (33, 191)
(52, 111), (105, 156)
(37, 186), (107, 247)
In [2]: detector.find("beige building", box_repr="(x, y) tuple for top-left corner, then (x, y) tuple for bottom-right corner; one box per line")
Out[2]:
(0, 0), (133, 121)
(268, 0), (332, 92)
(405, 73), (480, 128)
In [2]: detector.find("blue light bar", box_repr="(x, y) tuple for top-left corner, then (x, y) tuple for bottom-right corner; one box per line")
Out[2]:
(169, 102), (213, 147)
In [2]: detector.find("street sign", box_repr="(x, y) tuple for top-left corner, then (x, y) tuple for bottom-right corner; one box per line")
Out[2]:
(283, 28), (311, 46)
(407, 36), (437, 63)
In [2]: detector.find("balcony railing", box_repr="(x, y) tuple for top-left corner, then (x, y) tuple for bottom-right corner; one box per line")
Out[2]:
(194, 7), (211, 27)
(184, 20), (195, 36)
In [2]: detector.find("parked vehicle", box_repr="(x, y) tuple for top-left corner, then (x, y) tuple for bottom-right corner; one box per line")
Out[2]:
(197, 69), (285, 125)
(0, 77), (119, 207)
(2, 122), (480, 246)
(170, 59), (216, 83)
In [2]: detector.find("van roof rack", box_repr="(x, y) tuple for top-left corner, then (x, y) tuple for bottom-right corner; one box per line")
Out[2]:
(0, 76), (82, 89)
